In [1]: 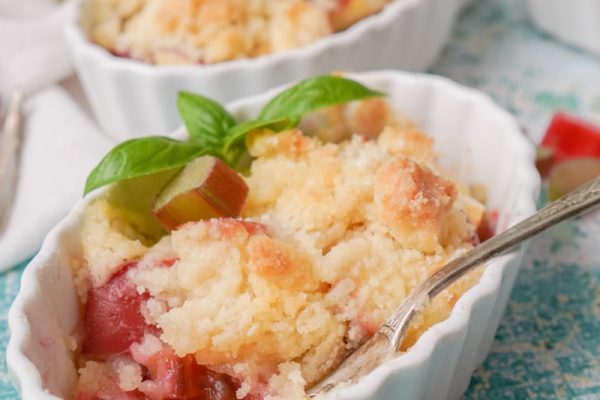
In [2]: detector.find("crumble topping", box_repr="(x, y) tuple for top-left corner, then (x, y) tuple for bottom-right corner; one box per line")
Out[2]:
(88, 0), (392, 65)
(74, 99), (485, 399)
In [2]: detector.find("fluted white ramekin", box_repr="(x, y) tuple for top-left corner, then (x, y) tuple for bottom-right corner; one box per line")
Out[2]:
(7, 71), (540, 400)
(528, 0), (600, 55)
(64, 0), (468, 140)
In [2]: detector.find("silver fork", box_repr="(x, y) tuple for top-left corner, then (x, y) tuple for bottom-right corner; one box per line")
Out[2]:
(309, 175), (600, 396)
(0, 91), (24, 234)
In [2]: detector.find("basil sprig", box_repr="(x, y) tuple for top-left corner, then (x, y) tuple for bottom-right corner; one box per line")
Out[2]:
(260, 76), (383, 121)
(84, 137), (207, 195)
(84, 76), (384, 195)
(177, 92), (236, 152)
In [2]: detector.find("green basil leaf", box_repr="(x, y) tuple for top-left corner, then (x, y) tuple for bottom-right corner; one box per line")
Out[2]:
(84, 137), (207, 195)
(259, 76), (384, 122)
(178, 91), (236, 149)
(222, 143), (248, 171)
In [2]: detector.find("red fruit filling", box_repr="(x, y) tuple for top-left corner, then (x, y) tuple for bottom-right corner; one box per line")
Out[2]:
(476, 210), (499, 243)
(83, 261), (154, 358)
(131, 337), (238, 400)
(81, 259), (248, 399)
(76, 381), (144, 400)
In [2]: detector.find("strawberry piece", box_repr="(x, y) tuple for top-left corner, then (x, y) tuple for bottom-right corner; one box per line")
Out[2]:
(131, 336), (238, 400)
(83, 261), (153, 358)
(541, 112), (600, 165)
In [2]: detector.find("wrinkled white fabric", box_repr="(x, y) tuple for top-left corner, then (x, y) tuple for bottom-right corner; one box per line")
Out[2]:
(0, 0), (114, 270)
(0, 0), (75, 98)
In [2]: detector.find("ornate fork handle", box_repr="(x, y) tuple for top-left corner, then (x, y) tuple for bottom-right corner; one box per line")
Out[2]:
(309, 175), (600, 396)
(0, 91), (24, 234)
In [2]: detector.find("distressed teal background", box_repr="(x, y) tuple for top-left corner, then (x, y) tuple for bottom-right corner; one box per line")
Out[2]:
(0, 260), (25, 399)
(433, 0), (600, 399)
(2, 0), (600, 398)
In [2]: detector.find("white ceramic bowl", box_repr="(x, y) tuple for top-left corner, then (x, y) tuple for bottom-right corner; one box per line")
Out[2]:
(64, 0), (468, 140)
(528, 0), (600, 55)
(7, 71), (540, 400)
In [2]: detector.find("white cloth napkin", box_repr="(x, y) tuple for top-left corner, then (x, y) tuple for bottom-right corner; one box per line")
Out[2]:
(0, 0), (74, 98)
(0, 0), (114, 271)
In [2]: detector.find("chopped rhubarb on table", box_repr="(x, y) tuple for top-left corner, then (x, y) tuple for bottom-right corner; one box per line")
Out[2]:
(131, 335), (238, 400)
(83, 261), (154, 358)
(535, 112), (600, 199)
(153, 156), (249, 231)
(538, 112), (600, 176)
(535, 146), (555, 178)
(547, 158), (600, 201)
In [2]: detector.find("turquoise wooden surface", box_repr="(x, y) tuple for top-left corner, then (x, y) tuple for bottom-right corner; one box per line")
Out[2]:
(434, 0), (600, 398)
(2, 0), (600, 398)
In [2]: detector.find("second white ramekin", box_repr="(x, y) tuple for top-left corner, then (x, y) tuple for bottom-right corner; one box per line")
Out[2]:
(7, 71), (540, 400)
(528, 0), (600, 55)
(64, 0), (467, 140)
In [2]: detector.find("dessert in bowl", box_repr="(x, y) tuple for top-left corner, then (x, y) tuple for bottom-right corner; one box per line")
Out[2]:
(89, 0), (393, 65)
(7, 71), (540, 400)
(64, 0), (468, 138)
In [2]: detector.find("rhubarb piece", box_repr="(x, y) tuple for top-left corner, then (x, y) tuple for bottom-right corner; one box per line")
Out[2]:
(460, 193), (486, 227)
(153, 156), (248, 231)
(476, 210), (499, 243)
(547, 157), (600, 201)
(83, 261), (154, 358)
(130, 335), (237, 400)
(535, 146), (555, 178)
(541, 113), (600, 165)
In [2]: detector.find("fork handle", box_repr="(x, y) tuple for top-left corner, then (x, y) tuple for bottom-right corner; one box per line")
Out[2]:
(309, 176), (600, 396)
(307, 332), (393, 396)
(0, 91), (23, 232)
(385, 175), (600, 349)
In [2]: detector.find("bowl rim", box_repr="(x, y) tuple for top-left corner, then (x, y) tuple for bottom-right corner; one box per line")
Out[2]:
(527, 0), (600, 55)
(64, 0), (428, 75)
(7, 70), (541, 399)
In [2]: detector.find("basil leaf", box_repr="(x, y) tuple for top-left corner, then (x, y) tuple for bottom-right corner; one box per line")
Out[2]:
(178, 91), (236, 149)
(84, 77), (386, 195)
(84, 137), (207, 194)
(259, 76), (384, 122)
